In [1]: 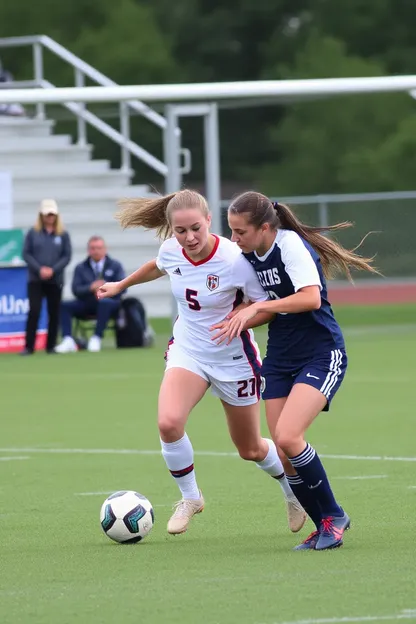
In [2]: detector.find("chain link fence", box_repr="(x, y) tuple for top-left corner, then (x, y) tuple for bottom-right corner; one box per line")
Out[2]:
(221, 191), (416, 280)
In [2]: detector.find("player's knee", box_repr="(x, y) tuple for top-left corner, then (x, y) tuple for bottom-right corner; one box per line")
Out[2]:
(237, 446), (263, 462)
(158, 414), (183, 441)
(274, 429), (299, 456)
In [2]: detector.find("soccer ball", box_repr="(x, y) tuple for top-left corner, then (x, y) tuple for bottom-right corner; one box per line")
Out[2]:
(100, 490), (154, 543)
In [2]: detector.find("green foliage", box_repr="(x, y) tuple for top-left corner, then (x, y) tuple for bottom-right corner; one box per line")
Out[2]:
(2, 0), (416, 193)
(255, 35), (416, 194)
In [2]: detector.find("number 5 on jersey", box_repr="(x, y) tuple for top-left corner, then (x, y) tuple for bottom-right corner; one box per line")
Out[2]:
(185, 288), (201, 311)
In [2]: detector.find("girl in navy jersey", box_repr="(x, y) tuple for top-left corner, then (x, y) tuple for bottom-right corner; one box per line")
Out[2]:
(212, 191), (378, 551)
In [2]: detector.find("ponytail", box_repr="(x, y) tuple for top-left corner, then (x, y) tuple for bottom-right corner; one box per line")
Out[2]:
(229, 191), (380, 281)
(272, 201), (378, 281)
(116, 193), (176, 240)
(116, 189), (209, 240)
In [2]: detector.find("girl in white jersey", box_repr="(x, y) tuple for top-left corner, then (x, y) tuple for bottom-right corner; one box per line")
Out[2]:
(97, 189), (306, 536)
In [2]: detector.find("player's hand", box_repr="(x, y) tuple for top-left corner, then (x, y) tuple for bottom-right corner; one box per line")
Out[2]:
(210, 319), (232, 345)
(90, 279), (106, 292)
(211, 304), (260, 344)
(96, 281), (121, 299)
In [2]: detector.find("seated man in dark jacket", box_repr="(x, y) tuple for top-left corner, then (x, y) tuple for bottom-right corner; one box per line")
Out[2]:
(55, 236), (125, 353)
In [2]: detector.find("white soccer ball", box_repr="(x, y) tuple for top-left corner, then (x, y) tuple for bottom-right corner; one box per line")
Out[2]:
(100, 490), (154, 543)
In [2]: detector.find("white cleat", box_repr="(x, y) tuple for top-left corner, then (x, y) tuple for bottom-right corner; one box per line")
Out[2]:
(286, 498), (307, 533)
(87, 335), (101, 352)
(167, 492), (205, 535)
(55, 336), (77, 353)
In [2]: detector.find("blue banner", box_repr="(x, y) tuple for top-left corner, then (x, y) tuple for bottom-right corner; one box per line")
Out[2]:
(0, 266), (47, 352)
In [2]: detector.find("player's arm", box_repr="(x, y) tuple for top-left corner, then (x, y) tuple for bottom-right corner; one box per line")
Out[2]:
(249, 286), (321, 315)
(245, 231), (323, 316)
(211, 255), (274, 343)
(222, 235), (322, 339)
(121, 259), (164, 288)
(97, 259), (164, 299)
(233, 254), (275, 327)
(216, 286), (320, 342)
(226, 300), (274, 327)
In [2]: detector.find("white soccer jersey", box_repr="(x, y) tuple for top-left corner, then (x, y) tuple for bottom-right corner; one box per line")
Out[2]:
(156, 235), (268, 366)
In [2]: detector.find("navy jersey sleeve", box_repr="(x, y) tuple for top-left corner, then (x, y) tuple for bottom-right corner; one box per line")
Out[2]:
(280, 231), (322, 292)
(232, 253), (269, 302)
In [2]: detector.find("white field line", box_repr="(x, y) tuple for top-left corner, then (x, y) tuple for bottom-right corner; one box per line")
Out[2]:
(333, 475), (387, 480)
(261, 609), (416, 624)
(0, 448), (416, 462)
(73, 493), (170, 508)
(343, 324), (416, 337)
(74, 491), (114, 496)
(0, 372), (412, 384)
(0, 456), (29, 462)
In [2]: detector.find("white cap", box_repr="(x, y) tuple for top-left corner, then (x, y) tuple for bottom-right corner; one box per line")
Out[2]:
(39, 199), (59, 215)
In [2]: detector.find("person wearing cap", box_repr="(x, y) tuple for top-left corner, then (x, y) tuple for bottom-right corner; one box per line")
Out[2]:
(21, 199), (72, 355)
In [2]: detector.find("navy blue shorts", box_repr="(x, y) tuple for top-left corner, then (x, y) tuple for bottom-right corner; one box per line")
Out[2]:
(261, 348), (347, 411)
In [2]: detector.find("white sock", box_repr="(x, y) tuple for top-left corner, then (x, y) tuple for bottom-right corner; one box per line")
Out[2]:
(256, 438), (296, 501)
(160, 433), (201, 500)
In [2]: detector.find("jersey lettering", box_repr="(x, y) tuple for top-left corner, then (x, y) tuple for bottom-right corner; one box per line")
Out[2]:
(257, 268), (281, 288)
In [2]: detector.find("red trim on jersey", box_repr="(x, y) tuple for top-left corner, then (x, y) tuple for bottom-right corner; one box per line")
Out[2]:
(164, 316), (178, 361)
(182, 234), (220, 266)
(240, 330), (262, 399)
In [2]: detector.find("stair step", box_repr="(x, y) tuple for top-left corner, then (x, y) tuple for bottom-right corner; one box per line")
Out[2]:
(0, 116), (53, 127)
(0, 117), (55, 137)
(0, 135), (72, 150)
(12, 170), (133, 191)
(0, 145), (93, 164)
(68, 231), (159, 252)
(13, 184), (150, 204)
(3, 160), (113, 176)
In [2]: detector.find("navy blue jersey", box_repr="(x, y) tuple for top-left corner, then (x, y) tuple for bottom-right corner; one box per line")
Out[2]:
(243, 229), (345, 367)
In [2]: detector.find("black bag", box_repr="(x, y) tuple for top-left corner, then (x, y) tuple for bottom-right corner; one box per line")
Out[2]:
(115, 297), (148, 348)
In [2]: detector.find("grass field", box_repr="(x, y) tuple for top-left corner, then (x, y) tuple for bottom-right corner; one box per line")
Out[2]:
(1, 305), (416, 624)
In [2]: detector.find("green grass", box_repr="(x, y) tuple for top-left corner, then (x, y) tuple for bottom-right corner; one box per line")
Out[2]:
(0, 306), (415, 624)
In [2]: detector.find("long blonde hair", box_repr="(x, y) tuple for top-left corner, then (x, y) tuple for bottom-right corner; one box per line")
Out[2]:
(229, 191), (380, 281)
(34, 213), (65, 235)
(116, 189), (209, 239)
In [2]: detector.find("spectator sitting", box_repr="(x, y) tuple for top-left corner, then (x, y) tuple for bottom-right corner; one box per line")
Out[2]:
(55, 236), (125, 353)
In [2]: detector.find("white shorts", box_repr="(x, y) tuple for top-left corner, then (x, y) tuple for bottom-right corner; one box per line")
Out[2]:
(165, 343), (261, 407)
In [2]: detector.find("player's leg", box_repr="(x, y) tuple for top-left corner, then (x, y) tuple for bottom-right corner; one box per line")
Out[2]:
(217, 378), (306, 533)
(265, 397), (323, 537)
(276, 371), (350, 550)
(263, 371), (321, 534)
(158, 366), (208, 534)
(264, 397), (318, 534)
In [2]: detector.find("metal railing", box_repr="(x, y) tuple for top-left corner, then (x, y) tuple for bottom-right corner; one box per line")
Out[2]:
(0, 35), (191, 177)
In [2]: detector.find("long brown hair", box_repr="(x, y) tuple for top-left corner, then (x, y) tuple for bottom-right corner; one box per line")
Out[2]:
(116, 189), (209, 240)
(229, 191), (379, 281)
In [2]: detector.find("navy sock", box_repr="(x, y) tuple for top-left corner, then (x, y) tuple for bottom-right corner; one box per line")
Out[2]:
(286, 474), (323, 530)
(289, 443), (343, 518)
